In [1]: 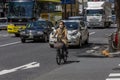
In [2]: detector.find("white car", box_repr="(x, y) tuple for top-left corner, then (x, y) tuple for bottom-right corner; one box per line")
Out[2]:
(49, 20), (89, 48)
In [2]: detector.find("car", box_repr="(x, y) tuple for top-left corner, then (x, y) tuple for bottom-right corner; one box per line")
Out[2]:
(0, 17), (8, 30)
(20, 20), (54, 43)
(49, 20), (89, 48)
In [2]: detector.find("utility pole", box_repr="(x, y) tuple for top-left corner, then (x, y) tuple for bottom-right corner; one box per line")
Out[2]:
(82, 0), (84, 16)
(64, 4), (67, 19)
(71, 3), (72, 16)
(115, 0), (120, 50)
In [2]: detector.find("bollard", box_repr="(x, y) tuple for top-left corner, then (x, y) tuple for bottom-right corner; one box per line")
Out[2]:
(118, 31), (120, 50)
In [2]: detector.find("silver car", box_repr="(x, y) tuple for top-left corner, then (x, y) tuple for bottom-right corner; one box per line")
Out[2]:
(49, 20), (89, 48)
(0, 17), (8, 30)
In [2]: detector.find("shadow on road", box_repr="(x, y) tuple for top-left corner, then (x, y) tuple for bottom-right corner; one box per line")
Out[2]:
(76, 54), (107, 58)
(112, 67), (120, 71)
(68, 43), (93, 49)
(69, 43), (108, 50)
(64, 60), (80, 65)
(88, 26), (116, 29)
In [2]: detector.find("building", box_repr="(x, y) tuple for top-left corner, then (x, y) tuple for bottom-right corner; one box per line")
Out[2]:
(61, 0), (79, 19)
(0, 0), (7, 17)
(0, 0), (9, 17)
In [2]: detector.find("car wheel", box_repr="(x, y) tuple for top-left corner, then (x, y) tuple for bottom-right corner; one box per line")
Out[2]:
(44, 35), (48, 42)
(49, 44), (54, 48)
(77, 39), (82, 48)
(21, 38), (26, 43)
(85, 36), (89, 44)
(15, 33), (20, 37)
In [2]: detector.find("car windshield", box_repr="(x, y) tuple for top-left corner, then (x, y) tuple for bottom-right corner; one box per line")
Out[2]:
(86, 9), (103, 16)
(26, 21), (47, 29)
(68, 16), (83, 20)
(64, 22), (79, 30)
(8, 2), (34, 18)
(0, 18), (7, 22)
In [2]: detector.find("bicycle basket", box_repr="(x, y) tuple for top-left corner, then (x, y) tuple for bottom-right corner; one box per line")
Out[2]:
(54, 42), (64, 49)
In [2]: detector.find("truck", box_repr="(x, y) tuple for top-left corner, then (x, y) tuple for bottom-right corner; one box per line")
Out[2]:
(85, 1), (112, 28)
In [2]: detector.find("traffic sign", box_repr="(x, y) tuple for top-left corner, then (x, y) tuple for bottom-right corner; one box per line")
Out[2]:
(61, 0), (75, 4)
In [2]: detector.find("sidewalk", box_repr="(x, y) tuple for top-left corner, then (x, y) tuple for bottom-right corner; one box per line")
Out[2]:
(102, 48), (120, 57)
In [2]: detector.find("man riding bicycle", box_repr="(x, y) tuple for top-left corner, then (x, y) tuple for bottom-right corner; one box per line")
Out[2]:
(53, 21), (68, 56)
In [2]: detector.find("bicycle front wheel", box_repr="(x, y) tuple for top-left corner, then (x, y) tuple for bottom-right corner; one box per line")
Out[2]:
(63, 50), (67, 63)
(56, 50), (61, 65)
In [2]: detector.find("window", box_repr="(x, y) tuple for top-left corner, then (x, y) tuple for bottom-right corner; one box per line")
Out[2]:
(80, 21), (85, 27)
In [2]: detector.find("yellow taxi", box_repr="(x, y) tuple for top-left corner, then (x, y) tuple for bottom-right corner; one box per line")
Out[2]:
(7, 23), (26, 37)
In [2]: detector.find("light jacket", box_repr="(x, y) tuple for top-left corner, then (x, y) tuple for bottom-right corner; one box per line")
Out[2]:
(55, 27), (68, 45)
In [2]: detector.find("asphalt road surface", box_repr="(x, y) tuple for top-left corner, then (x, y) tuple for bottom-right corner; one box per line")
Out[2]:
(0, 26), (119, 80)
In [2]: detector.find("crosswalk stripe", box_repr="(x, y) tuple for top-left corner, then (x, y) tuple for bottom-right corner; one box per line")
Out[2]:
(106, 63), (120, 80)
(106, 78), (120, 80)
(109, 73), (120, 77)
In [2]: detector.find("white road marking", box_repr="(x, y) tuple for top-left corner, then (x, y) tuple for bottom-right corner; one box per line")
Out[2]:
(86, 50), (95, 53)
(109, 73), (120, 77)
(92, 46), (100, 49)
(118, 64), (120, 66)
(89, 32), (95, 35)
(106, 78), (120, 80)
(0, 62), (40, 76)
(0, 41), (21, 48)
(2, 34), (9, 37)
(0, 34), (14, 38)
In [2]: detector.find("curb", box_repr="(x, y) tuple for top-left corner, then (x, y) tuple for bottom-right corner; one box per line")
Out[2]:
(102, 49), (120, 57)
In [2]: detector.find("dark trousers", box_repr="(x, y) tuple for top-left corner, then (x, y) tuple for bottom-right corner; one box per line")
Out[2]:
(57, 43), (68, 55)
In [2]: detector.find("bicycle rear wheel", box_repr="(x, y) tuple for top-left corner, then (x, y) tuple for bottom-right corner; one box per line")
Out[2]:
(56, 49), (61, 65)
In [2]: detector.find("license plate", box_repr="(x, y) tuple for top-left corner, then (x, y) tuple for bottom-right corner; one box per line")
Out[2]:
(29, 35), (33, 38)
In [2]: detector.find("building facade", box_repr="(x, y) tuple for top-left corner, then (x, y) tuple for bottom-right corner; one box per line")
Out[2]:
(0, 0), (9, 17)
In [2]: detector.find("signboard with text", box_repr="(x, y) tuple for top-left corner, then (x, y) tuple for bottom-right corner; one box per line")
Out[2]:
(61, 0), (75, 4)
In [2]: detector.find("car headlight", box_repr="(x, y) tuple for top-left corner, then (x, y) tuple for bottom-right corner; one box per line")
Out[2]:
(20, 31), (25, 34)
(71, 31), (78, 36)
(37, 31), (43, 35)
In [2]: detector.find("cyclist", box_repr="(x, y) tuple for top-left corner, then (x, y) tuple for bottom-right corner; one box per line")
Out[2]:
(53, 21), (68, 56)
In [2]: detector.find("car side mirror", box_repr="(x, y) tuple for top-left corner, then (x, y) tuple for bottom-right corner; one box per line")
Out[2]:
(52, 27), (55, 30)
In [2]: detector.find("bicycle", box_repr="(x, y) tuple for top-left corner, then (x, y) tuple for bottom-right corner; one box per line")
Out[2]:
(54, 37), (68, 65)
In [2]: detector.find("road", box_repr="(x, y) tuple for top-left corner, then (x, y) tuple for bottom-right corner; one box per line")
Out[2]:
(0, 26), (119, 80)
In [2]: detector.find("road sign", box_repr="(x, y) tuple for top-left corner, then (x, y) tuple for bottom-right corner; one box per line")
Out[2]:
(61, 0), (75, 4)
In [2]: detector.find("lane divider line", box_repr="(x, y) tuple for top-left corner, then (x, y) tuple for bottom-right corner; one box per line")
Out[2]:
(0, 41), (21, 48)
(0, 62), (40, 76)
(89, 32), (95, 35)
